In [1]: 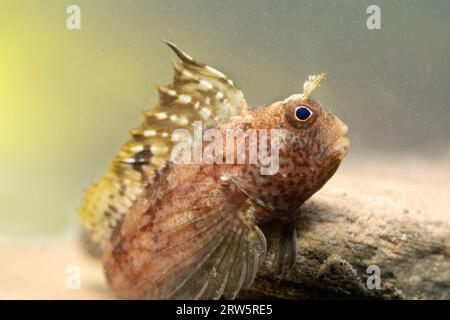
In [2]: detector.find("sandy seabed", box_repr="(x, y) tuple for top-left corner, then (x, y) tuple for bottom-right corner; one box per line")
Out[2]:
(0, 155), (449, 299)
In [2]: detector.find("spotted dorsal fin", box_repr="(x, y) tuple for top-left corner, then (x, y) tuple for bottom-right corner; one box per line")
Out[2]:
(78, 41), (249, 246)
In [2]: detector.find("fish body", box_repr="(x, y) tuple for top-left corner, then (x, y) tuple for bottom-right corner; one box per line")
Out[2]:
(79, 41), (349, 299)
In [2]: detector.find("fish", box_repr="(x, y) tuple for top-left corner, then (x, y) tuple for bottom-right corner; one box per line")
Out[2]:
(78, 40), (350, 299)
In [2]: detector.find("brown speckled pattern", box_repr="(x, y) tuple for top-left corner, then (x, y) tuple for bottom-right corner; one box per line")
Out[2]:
(227, 97), (349, 216)
(103, 95), (349, 299)
(81, 42), (349, 300)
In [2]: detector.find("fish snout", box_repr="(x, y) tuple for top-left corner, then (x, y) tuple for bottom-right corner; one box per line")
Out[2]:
(331, 118), (350, 160)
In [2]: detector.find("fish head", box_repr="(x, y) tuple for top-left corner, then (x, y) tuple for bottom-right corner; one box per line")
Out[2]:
(280, 94), (349, 168)
(232, 74), (349, 215)
(274, 74), (349, 209)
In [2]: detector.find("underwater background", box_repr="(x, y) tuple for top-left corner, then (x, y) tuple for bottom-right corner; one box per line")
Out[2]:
(1, 0), (449, 238)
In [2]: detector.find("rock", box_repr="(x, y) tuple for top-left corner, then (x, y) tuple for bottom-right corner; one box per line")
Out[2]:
(0, 157), (449, 299)
(240, 157), (450, 299)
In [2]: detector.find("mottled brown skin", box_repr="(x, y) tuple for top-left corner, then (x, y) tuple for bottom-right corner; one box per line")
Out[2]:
(103, 94), (349, 299)
(226, 96), (349, 215)
(104, 164), (252, 298)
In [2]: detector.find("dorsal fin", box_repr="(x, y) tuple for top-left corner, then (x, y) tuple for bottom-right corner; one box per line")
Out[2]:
(78, 41), (249, 246)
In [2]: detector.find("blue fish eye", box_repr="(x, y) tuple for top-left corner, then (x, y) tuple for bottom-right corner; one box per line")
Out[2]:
(295, 106), (312, 121)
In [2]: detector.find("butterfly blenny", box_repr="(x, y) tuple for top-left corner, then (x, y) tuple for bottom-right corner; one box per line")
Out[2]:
(78, 41), (349, 299)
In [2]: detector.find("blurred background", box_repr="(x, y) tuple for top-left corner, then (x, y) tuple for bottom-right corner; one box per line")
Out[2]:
(1, 0), (449, 239)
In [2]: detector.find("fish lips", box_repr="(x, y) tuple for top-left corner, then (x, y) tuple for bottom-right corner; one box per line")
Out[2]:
(333, 136), (350, 160)
(322, 124), (350, 162)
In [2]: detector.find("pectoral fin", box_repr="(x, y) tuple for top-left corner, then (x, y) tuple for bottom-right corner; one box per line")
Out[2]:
(260, 219), (298, 280)
(104, 180), (266, 300)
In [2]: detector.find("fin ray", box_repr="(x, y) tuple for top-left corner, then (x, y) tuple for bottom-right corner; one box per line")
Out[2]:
(105, 182), (266, 300)
(79, 42), (249, 246)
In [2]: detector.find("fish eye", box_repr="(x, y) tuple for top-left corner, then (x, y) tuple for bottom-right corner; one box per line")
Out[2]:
(285, 102), (318, 128)
(294, 106), (313, 121)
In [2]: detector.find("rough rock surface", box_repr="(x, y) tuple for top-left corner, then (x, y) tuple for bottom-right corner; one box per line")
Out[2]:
(0, 157), (449, 299)
(241, 157), (450, 299)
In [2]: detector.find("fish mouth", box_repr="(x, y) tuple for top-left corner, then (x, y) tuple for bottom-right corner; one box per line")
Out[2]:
(334, 136), (350, 156)
(330, 123), (350, 160)
(339, 123), (348, 137)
